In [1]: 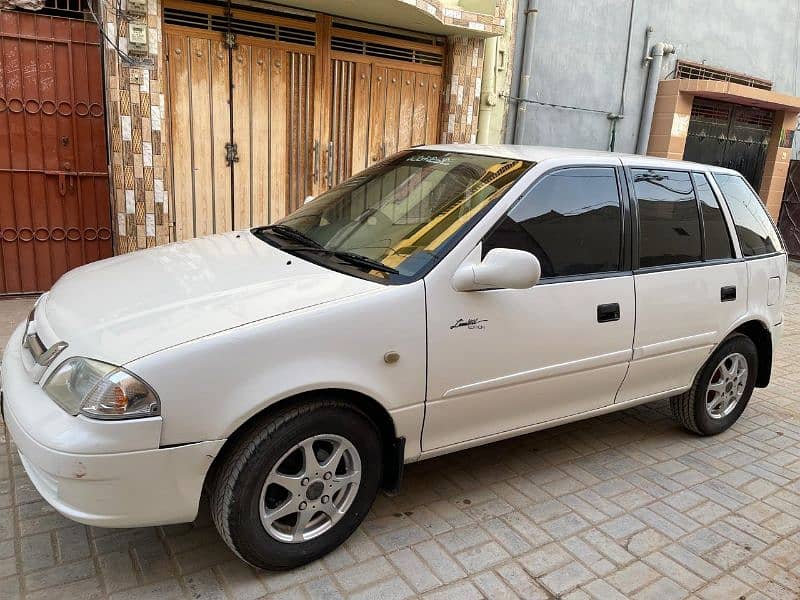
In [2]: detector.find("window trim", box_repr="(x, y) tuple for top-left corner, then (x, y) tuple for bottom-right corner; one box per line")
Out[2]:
(688, 171), (707, 260)
(481, 164), (631, 281)
(690, 170), (736, 261)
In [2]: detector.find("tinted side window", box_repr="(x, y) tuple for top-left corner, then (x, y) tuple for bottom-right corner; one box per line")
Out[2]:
(692, 172), (733, 260)
(713, 173), (781, 256)
(632, 169), (701, 268)
(483, 167), (622, 278)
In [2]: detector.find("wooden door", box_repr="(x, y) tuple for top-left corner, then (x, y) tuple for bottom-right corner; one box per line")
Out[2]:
(0, 9), (112, 293)
(164, 4), (445, 241)
(164, 1), (316, 239)
(165, 30), (232, 240)
(326, 24), (444, 188)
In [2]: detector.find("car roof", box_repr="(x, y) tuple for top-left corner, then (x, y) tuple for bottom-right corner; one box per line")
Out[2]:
(417, 144), (741, 175)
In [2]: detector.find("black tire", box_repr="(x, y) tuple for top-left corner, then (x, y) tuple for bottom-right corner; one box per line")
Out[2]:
(210, 398), (383, 570)
(670, 333), (758, 436)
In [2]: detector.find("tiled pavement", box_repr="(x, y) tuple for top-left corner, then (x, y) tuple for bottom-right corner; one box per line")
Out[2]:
(2, 274), (800, 599)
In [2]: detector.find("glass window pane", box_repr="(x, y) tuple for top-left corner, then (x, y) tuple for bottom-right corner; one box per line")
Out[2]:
(713, 173), (781, 256)
(633, 169), (701, 268)
(692, 172), (733, 260)
(484, 167), (622, 278)
(274, 151), (532, 282)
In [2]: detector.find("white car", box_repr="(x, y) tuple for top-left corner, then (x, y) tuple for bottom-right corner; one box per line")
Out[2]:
(1, 146), (786, 570)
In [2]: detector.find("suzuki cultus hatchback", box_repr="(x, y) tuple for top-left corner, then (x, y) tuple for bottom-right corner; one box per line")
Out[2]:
(1, 146), (786, 569)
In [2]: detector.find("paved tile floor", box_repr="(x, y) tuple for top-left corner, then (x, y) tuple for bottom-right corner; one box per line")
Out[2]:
(2, 273), (800, 599)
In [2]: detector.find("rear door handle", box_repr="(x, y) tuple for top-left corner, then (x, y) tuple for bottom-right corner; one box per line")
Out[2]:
(721, 286), (737, 302)
(597, 303), (620, 323)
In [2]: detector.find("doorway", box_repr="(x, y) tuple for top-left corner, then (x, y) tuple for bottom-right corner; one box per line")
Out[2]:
(683, 97), (774, 190)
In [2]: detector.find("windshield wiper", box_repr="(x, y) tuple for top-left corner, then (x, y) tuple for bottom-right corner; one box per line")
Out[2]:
(255, 224), (325, 249)
(282, 245), (399, 275)
(254, 225), (399, 275)
(331, 250), (400, 275)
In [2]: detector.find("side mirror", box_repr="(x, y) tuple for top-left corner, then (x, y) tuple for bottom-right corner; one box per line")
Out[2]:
(303, 195), (315, 205)
(452, 248), (541, 292)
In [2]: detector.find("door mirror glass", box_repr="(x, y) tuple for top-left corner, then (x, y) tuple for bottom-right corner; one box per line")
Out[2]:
(453, 248), (541, 291)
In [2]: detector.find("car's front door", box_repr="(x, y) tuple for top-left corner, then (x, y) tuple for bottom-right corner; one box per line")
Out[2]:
(422, 164), (636, 451)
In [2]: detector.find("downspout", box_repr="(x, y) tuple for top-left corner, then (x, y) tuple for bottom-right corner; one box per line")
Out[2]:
(608, 0), (637, 151)
(636, 41), (675, 154)
(513, 0), (539, 144)
(476, 36), (498, 144)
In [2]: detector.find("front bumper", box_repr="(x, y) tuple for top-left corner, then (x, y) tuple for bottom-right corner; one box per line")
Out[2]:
(1, 324), (225, 528)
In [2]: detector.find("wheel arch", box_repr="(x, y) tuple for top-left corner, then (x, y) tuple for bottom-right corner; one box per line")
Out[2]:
(203, 388), (404, 496)
(727, 319), (773, 387)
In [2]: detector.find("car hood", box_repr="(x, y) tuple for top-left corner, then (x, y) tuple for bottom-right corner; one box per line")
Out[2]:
(42, 231), (380, 365)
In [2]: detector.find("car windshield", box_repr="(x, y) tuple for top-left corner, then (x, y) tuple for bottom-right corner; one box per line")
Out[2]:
(253, 150), (532, 283)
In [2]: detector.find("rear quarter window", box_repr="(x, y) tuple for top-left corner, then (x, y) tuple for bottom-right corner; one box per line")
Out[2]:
(713, 173), (782, 257)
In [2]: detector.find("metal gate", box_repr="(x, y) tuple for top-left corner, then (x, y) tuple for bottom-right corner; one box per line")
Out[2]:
(0, 5), (112, 294)
(683, 97), (774, 191)
(777, 160), (800, 259)
(163, 2), (445, 241)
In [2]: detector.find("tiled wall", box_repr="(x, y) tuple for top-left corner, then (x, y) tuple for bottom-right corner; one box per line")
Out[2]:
(440, 36), (485, 144)
(102, 0), (171, 253)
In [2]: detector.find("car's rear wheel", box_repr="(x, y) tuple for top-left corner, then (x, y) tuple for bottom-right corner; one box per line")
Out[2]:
(670, 334), (758, 435)
(210, 398), (382, 570)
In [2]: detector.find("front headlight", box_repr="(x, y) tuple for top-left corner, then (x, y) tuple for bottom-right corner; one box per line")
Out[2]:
(43, 357), (161, 420)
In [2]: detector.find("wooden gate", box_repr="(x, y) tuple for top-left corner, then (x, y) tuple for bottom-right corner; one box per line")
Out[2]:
(164, 2), (317, 239)
(0, 8), (112, 294)
(164, 2), (444, 240)
(327, 22), (443, 187)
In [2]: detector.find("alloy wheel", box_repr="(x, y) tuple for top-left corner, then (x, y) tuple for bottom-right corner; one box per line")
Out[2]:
(705, 352), (748, 419)
(259, 434), (362, 543)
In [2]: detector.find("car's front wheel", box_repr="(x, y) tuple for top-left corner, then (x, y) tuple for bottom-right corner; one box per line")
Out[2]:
(210, 398), (383, 570)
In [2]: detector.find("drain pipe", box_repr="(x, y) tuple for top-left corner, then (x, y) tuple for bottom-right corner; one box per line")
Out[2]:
(636, 41), (675, 154)
(476, 36), (498, 144)
(513, 0), (539, 144)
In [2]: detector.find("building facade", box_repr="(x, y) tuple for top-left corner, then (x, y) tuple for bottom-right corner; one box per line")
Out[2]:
(0, 0), (506, 293)
(501, 0), (800, 221)
(4, 0), (800, 294)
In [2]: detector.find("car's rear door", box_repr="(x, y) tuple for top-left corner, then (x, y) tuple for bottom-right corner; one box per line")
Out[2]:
(616, 164), (748, 403)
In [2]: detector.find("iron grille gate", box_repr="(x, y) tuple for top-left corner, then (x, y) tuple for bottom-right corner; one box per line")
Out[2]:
(777, 160), (800, 260)
(683, 97), (775, 191)
(0, 4), (113, 294)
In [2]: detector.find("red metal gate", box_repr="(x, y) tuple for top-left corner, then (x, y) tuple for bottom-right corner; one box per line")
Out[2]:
(0, 9), (112, 294)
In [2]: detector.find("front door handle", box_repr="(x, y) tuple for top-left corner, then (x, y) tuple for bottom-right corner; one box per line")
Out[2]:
(721, 286), (737, 302)
(597, 303), (620, 323)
